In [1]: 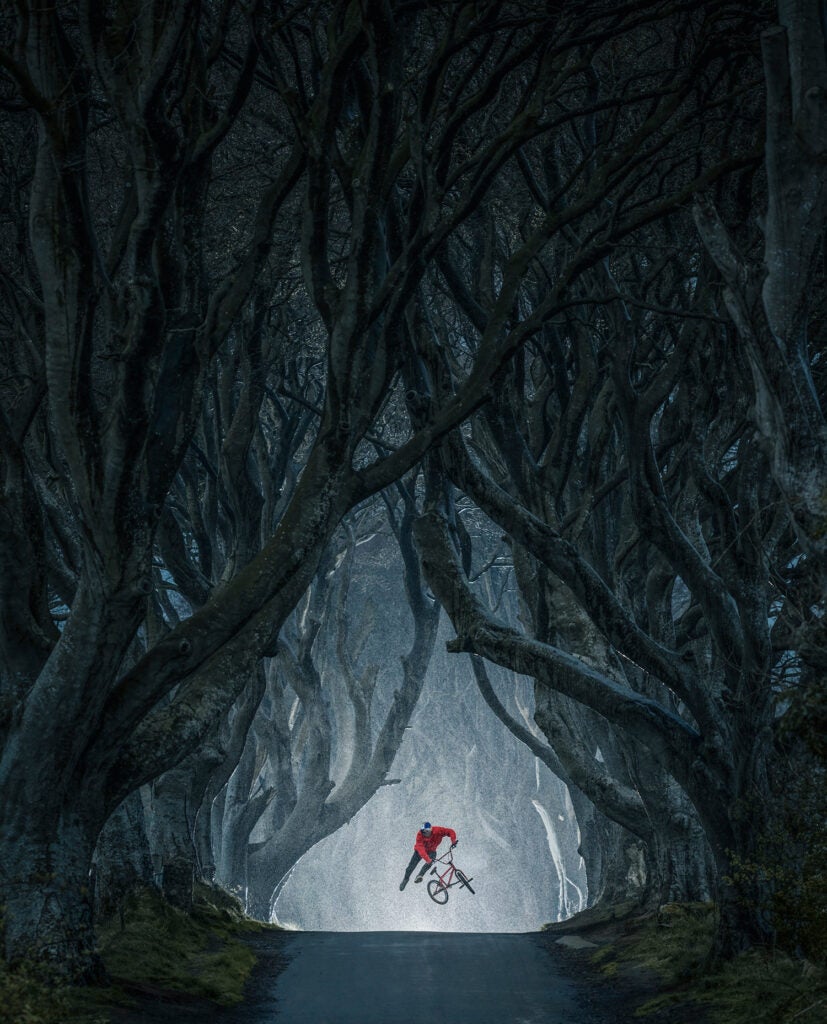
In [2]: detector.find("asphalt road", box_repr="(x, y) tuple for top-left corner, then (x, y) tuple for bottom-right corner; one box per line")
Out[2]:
(109, 929), (627, 1024)
(236, 931), (614, 1024)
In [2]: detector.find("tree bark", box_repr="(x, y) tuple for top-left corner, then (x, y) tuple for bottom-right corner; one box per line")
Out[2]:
(1, 811), (101, 979)
(93, 792), (153, 922)
(414, 501), (774, 955)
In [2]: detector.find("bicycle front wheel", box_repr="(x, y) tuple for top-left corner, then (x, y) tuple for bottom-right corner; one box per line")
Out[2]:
(456, 869), (475, 894)
(427, 879), (449, 904)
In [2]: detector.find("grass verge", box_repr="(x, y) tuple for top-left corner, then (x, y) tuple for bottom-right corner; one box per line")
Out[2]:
(589, 903), (827, 1023)
(1, 882), (277, 1024)
(0, 959), (107, 1024)
(96, 882), (264, 1004)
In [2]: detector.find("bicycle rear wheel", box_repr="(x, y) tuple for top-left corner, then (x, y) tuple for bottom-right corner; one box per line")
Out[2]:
(427, 879), (449, 904)
(456, 869), (475, 894)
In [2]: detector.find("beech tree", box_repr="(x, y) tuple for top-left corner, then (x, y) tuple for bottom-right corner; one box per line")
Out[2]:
(458, 523), (711, 908)
(135, 296), (319, 908)
(405, 2), (824, 958)
(0, 0), (293, 973)
(414, 325), (791, 958)
(693, 0), (827, 743)
(412, 89), (811, 954)
(218, 486), (439, 919)
(0, 0), (578, 972)
(2, 0), (811, 977)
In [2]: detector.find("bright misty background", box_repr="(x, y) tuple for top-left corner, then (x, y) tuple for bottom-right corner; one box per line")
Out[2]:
(265, 529), (587, 932)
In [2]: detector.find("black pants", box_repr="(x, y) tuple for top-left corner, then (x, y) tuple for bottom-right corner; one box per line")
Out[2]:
(402, 848), (434, 884)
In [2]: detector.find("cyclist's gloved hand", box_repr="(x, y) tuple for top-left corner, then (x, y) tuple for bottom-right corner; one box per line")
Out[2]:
(451, 841), (458, 848)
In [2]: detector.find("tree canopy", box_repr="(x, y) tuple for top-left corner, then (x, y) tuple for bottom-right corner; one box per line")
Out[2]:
(1, 0), (825, 977)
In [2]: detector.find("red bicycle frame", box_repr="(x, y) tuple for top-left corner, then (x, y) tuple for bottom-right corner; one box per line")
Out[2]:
(426, 844), (475, 904)
(431, 850), (459, 889)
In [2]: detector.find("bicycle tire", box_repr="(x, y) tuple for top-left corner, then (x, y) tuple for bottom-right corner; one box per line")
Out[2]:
(427, 879), (449, 904)
(456, 869), (475, 894)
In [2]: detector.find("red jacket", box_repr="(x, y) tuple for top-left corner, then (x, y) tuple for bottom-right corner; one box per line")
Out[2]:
(414, 825), (457, 863)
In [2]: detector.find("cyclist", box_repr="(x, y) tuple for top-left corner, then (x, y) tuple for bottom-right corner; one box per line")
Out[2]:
(399, 821), (457, 891)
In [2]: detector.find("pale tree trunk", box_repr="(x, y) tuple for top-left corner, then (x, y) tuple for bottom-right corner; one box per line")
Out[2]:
(246, 824), (323, 922)
(207, 789), (229, 887)
(241, 488), (439, 920)
(414, 502), (775, 955)
(92, 792), (154, 923)
(146, 765), (205, 912)
(472, 543), (714, 911)
(473, 652), (655, 905)
(146, 668), (267, 908)
(216, 738), (258, 892)
(570, 793), (645, 909)
(194, 682), (267, 886)
(215, 715), (278, 906)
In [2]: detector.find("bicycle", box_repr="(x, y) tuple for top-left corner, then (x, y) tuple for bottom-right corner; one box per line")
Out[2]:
(426, 842), (476, 904)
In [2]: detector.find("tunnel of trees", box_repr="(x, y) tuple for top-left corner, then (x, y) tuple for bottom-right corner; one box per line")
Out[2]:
(0, 0), (825, 982)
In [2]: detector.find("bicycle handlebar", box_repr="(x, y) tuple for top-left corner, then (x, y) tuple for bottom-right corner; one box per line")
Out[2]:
(432, 839), (460, 865)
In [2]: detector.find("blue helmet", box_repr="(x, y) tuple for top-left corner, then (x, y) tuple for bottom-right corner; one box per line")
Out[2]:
(422, 822), (432, 830)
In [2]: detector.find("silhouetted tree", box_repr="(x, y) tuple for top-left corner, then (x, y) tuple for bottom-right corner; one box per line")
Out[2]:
(0, 0), (573, 971)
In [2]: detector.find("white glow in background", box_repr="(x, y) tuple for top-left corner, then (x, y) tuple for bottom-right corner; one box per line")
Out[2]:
(272, 623), (586, 932)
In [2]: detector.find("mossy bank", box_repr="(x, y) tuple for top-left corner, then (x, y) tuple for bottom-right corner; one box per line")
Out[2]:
(545, 901), (827, 1024)
(0, 882), (279, 1024)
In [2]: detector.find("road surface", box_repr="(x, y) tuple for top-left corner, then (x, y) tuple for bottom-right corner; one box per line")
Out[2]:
(114, 931), (628, 1023)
